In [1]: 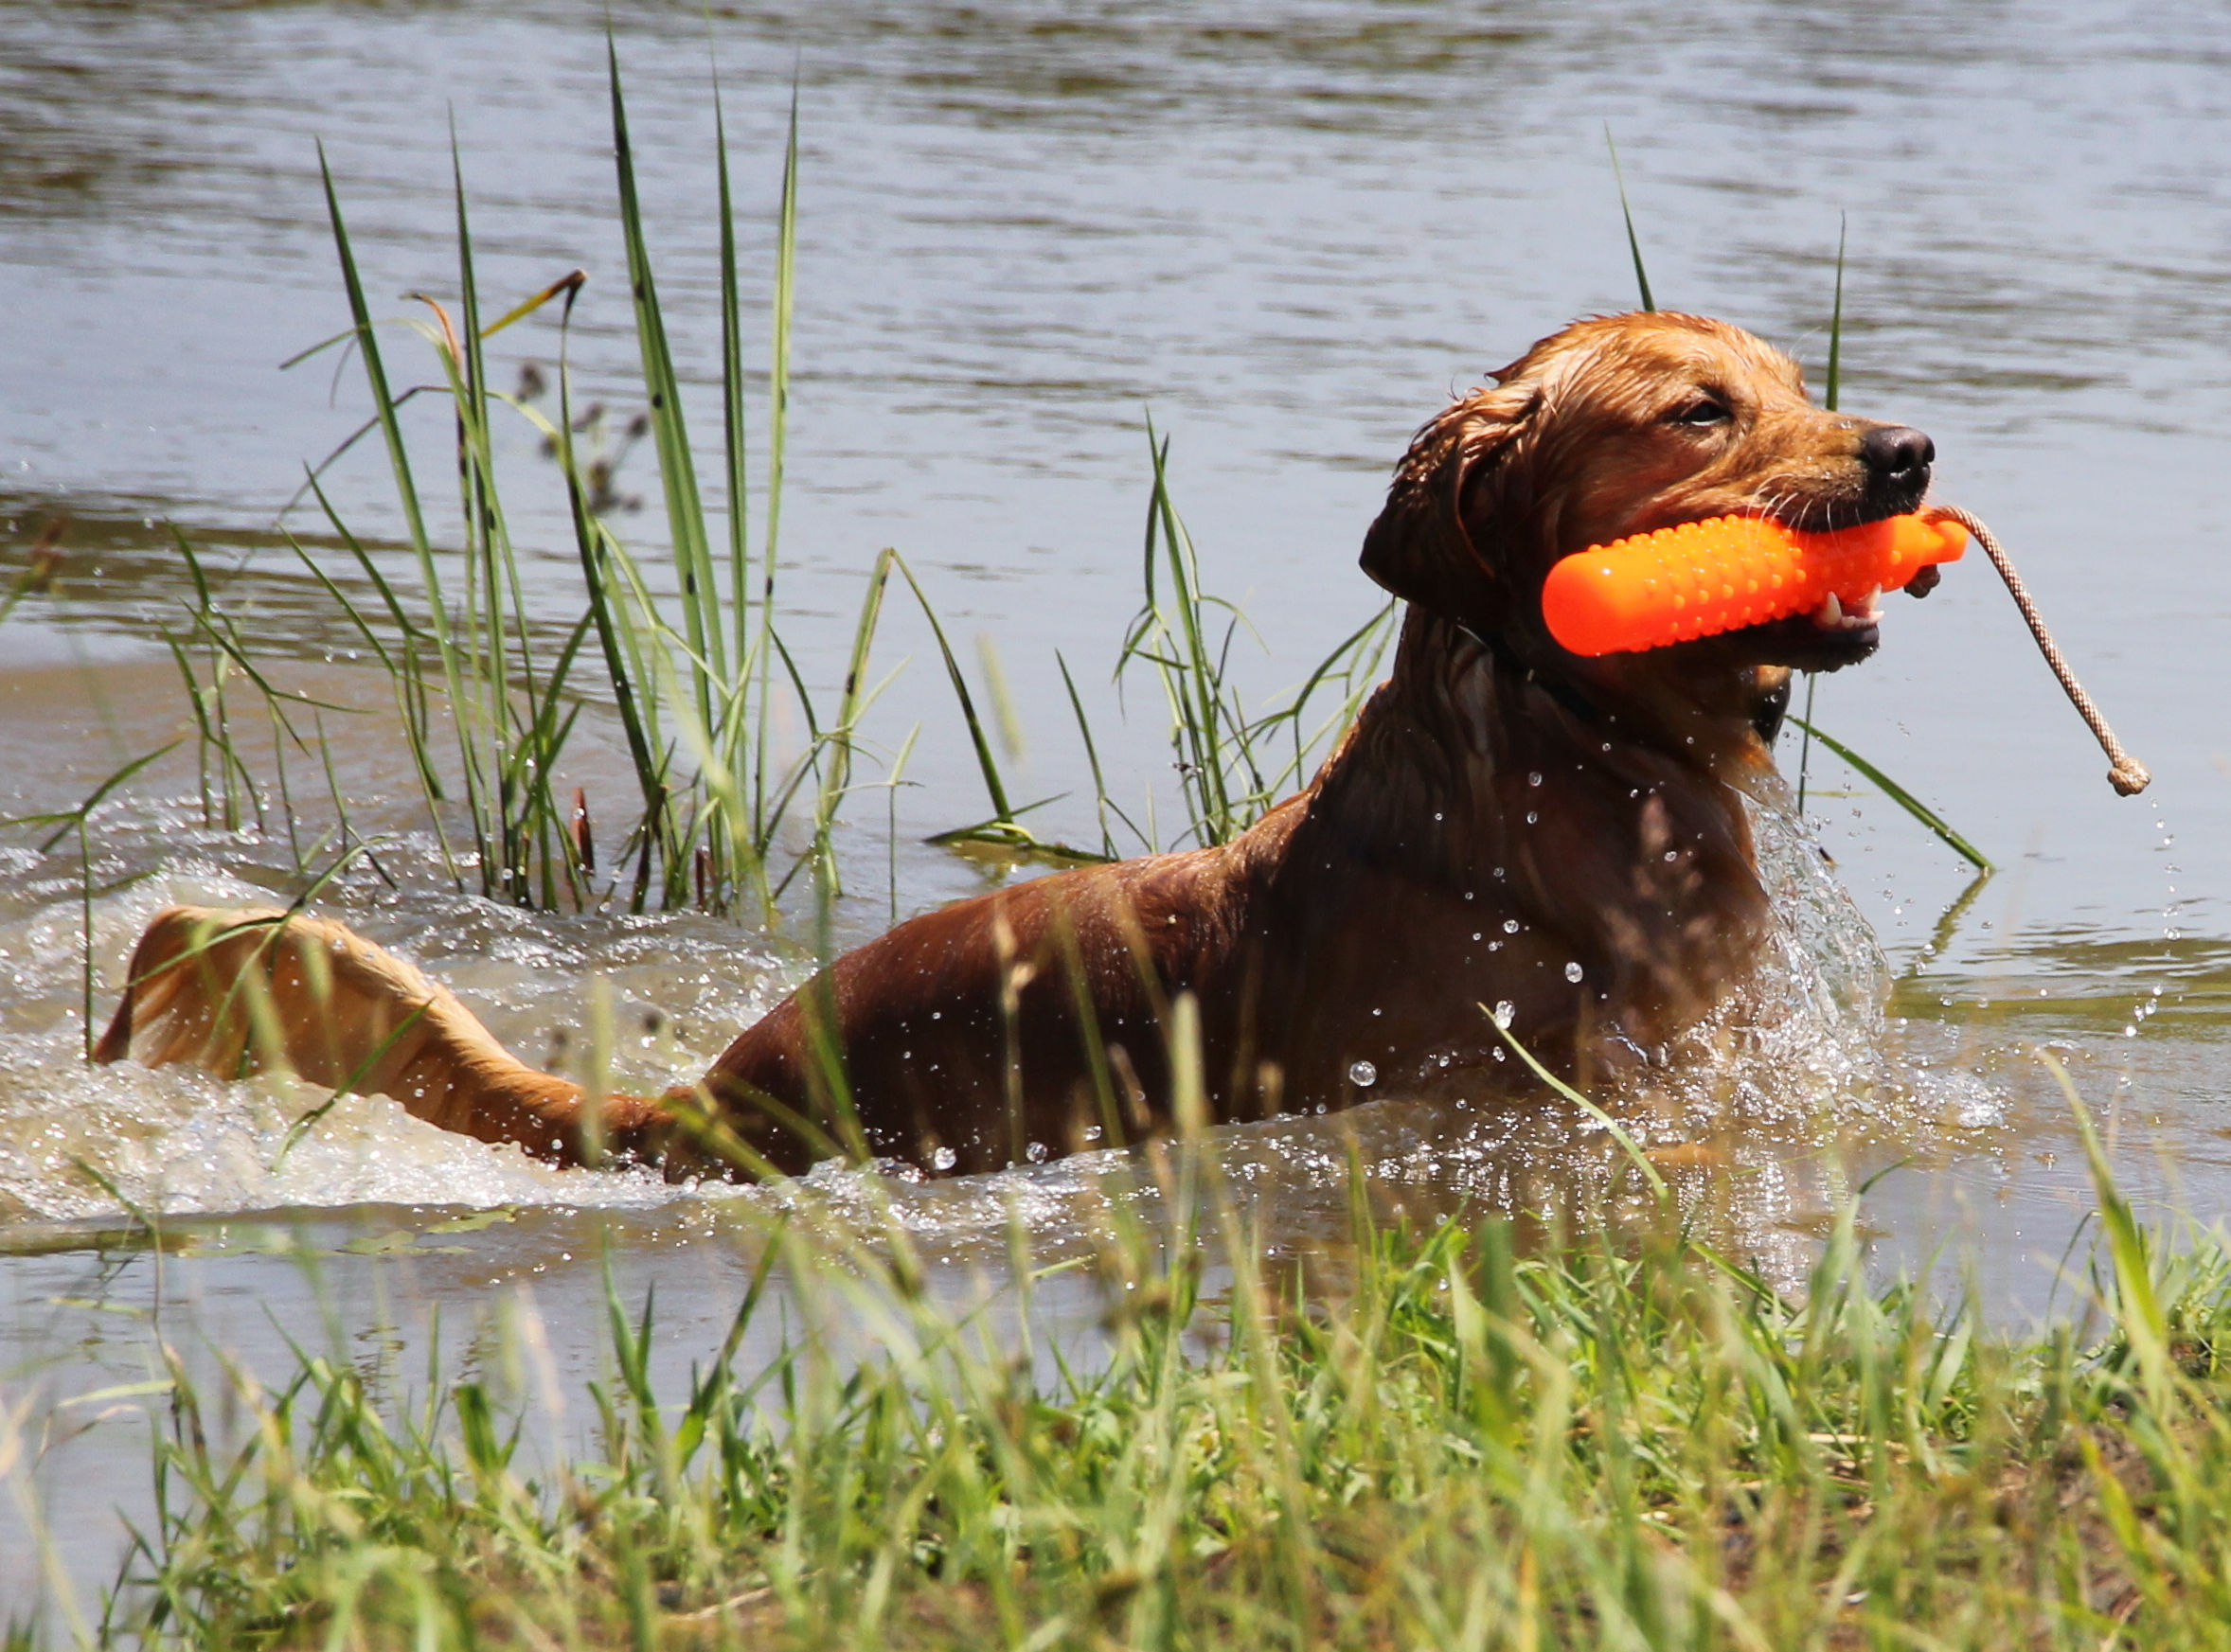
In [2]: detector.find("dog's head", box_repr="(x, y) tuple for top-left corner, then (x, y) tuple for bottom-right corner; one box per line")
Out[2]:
(1363, 312), (1935, 737)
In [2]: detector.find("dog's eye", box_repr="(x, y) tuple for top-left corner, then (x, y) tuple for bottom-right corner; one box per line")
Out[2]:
(1669, 397), (1732, 427)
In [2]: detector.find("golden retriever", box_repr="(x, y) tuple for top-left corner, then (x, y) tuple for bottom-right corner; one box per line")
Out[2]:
(98, 311), (1938, 1179)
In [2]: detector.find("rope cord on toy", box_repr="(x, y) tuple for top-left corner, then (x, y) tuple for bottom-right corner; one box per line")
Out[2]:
(1921, 505), (2149, 797)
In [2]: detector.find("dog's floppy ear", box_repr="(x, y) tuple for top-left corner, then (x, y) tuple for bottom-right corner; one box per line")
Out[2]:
(1360, 381), (1539, 626)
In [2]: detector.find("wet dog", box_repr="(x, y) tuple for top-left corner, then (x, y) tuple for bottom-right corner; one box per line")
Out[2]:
(98, 311), (1937, 1179)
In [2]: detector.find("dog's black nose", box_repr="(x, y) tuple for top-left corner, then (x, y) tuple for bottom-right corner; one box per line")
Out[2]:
(1860, 425), (1935, 481)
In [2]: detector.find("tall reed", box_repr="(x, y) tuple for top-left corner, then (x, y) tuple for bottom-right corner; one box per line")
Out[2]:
(270, 54), (901, 919)
(1116, 425), (1396, 851)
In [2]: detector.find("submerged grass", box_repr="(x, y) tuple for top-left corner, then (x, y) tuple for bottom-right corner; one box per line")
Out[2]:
(34, 1094), (2231, 1651)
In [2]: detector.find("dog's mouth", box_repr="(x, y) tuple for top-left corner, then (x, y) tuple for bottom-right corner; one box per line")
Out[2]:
(1713, 605), (1882, 672)
(1659, 494), (1920, 672)
(1778, 500), (1893, 655)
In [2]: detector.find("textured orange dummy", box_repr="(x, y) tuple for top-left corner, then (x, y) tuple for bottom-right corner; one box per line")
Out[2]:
(1542, 512), (1968, 656)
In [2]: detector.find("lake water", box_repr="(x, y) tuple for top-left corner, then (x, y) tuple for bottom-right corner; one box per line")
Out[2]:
(5, 0), (2230, 1617)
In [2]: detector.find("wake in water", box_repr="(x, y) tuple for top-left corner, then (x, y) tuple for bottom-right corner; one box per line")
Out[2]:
(0, 784), (2009, 1272)
(0, 837), (763, 1224)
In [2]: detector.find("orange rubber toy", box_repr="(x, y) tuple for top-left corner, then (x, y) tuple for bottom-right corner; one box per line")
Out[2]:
(1542, 512), (1968, 657)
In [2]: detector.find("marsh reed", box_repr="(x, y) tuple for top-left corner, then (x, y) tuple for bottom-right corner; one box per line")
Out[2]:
(98, 44), (1405, 936)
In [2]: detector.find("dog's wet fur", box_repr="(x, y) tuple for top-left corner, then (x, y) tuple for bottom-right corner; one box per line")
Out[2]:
(99, 312), (1937, 1179)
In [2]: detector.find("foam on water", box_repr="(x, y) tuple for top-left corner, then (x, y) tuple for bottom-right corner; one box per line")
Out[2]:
(0, 846), (776, 1223)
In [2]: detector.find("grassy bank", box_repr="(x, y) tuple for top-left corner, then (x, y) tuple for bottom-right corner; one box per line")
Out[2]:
(23, 1118), (2225, 1652)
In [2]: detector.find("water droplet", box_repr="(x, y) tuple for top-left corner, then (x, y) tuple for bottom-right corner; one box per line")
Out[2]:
(1526, 810), (1539, 826)
(1492, 1001), (1514, 1028)
(1527, 771), (1543, 787)
(1026, 1141), (1048, 1163)
(1348, 1060), (1378, 1087)
(931, 1146), (957, 1171)
(1564, 962), (1583, 983)
(1503, 918), (1520, 933)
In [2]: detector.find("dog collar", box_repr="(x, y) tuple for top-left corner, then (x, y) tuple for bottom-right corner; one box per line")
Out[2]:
(1455, 620), (1606, 729)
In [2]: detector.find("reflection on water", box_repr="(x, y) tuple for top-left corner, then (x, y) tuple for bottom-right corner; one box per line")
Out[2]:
(5, 0), (2231, 1617)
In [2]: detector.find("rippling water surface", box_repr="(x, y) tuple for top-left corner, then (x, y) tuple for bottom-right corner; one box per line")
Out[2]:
(5, 0), (2230, 1611)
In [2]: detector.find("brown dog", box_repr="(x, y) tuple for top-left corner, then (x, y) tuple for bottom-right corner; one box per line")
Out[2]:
(98, 312), (1937, 1179)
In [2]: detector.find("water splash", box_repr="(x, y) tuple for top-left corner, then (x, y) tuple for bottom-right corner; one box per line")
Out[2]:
(0, 782), (2008, 1272)
(0, 850), (778, 1225)
(1686, 787), (2003, 1136)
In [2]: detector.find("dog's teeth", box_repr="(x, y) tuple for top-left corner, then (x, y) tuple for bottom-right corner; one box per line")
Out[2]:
(1812, 592), (1843, 630)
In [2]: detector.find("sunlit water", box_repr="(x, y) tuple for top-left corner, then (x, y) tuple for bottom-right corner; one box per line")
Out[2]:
(5, 0), (2230, 1615)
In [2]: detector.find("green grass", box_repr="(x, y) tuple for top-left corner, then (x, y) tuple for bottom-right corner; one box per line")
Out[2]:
(41, 1091), (2231, 1651)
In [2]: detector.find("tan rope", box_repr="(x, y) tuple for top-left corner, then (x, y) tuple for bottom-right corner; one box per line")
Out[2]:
(1922, 504), (2150, 797)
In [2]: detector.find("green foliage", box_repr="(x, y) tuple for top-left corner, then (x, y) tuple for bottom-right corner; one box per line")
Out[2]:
(242, 54), (896, 919)
(77, 1112), (2231, 1650)
(1109, 426), (1396, 854)
(1792, 716), (1993, 872)
(158, 54), (1392, 921)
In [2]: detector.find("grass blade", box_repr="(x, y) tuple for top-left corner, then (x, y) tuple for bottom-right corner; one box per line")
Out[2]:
(888, 552), (1014, 827)
(610, 40), (723, 727)
(1825, 212), (1847, 414)
(320, 145), (492, 877)
(1789, 716), (1991, 871)
(715, 78), (752, 689)
(812, 549), (898, 892)
(2045, 1051), (2170, 1397)
(752, 85), (800, 844)
(1605, 125), (1655, 312)
(1800, 221), (1848, 817)
(1486, 1010), (1668, 1202)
